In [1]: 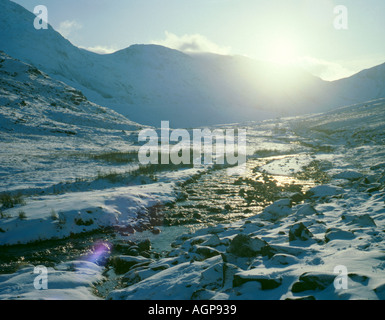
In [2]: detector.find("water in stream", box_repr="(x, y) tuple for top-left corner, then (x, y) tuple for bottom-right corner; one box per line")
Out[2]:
(0, 155), (314, 281)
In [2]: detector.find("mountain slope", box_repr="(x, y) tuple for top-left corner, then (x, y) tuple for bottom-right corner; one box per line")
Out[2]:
(332, 63), (385, 105)
(1, 0), (384, 128)
(0, 51), (141, 135)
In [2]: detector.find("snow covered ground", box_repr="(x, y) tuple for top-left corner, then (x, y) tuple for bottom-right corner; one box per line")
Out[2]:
(0, 2), (384, 299)
(1, 83), (385, 299)
(107, 99), (385, 301)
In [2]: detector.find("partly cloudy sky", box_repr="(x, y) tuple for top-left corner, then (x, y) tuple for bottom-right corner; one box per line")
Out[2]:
(57, 20), (82, 39)
(151, 31), (231, 55)
(13, 0), (385, 81)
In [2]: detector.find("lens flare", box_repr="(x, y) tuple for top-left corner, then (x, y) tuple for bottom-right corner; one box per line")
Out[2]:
(83, 241), (112, 266)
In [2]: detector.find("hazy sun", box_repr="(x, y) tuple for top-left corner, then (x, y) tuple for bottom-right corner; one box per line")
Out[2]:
(268, 38), (298, 65)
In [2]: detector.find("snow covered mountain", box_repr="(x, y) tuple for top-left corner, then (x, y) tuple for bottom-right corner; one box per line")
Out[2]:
(0, 51), (141, 136)
(331, 63), (385, 105)
(1, 0), (384, 128)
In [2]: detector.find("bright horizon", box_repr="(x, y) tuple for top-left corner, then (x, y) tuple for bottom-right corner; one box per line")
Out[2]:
(11, 0), (385, 81)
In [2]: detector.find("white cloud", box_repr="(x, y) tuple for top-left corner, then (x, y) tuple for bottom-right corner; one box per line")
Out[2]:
(80, 45), (118, 55)
(298, 56), (357, 81)
(57, 20), (82, 39)
(152, 31), (231, 55)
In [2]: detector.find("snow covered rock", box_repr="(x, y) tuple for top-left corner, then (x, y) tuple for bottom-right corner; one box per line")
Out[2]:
(288, 222), (314, 242)
(291, 272), (335, 293)
(374, 283), (385, 299)
(259, 199), (292, 222)
(111, 255), (152, 275)
(324, 228), (355, 243)
(233, 271), (282, 290)
(295, 204), (318, 218)
(305, 185), (344, 199)
(192, 245), (222, 259)
(226, 234), (271, 258)
(269, 254), (300, 266)
(334, 171), (364, 181)
(347, 214), (377, 227)
(108, 256), (224, 300)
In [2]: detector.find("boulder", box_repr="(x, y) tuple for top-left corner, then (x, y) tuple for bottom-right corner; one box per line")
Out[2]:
(334, 171), (363, 181)
(291, 272), (335, 293)
(233, 271), (282, 290)
(305, 185), (343, 199)
(348, 214), (376, 227)
(259, 199), (292, 222)
(269, 253), (300, 266)
(289, 222), (314, 242)
(193, 245), (222, 259)
(111, 255), (152, 275)
(227, 234), (271, 257)
(325, 228), (355, 243)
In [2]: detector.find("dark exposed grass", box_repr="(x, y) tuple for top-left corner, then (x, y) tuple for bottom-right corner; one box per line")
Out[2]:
(89, 151), (138, 164)
(0, 193), (25, 209)
(294, 160), (331, 184)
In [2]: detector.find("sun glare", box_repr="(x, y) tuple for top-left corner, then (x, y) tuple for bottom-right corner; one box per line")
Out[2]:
(268, 38), (299, 65)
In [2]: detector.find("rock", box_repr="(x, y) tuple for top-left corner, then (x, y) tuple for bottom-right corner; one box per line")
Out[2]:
(199, 259), (224, 290)
(113, 243), (135, 255)
(370, 162), (385, 171)
(295, 204), (317, 218)
(289, 222), (314, 242)
(305, 185), (343, 199)
(202, 234), (222, 247)
(150, 264), (169, 272)
(291, 272), (335, 293)
(374, 283), (385, 299)
(138, 239), (151, 252)
(151, 227), (161, 235)
(127, 246), (139, 256)
(349, 273), (369, 285)
(269, 254), (300, 266)
(122, 269), (143, 285)
(290, 192), (305, 204)
(233, 271), (282, 290)
(334, 171), (364, 181)
(191, 289), (218, 300)
(223, 262), (242, 288)
(227, 234), (271, 258)
(193, 245), (222, 259)
(366, 184), (382, 193)
(111, 255), (152, 275)
(285, 295), (316, 300)
(348, 214), (376, 227)
(325, 228), (355, 243)
(259, 199), (292, 222)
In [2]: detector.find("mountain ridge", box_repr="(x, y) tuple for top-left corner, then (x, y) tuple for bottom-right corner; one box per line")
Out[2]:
(1, 0), (385, 127)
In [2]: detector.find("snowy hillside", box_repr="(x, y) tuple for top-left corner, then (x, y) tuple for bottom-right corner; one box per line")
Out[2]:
(2, 0), (383, 127)
(332, 63), (385, 105)
(0, 50), (201, 247)
(0, 51), (141, 135)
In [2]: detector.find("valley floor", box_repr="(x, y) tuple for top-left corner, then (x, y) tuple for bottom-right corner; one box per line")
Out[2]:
(1, 99), (385, 300)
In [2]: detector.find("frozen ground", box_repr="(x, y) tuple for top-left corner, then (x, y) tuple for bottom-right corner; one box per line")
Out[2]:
(108, 99), (385, 300)
(1, 51), (385, 300)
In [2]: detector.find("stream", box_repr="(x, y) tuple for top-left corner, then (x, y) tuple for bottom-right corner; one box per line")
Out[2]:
(0, 154), (315, 296)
